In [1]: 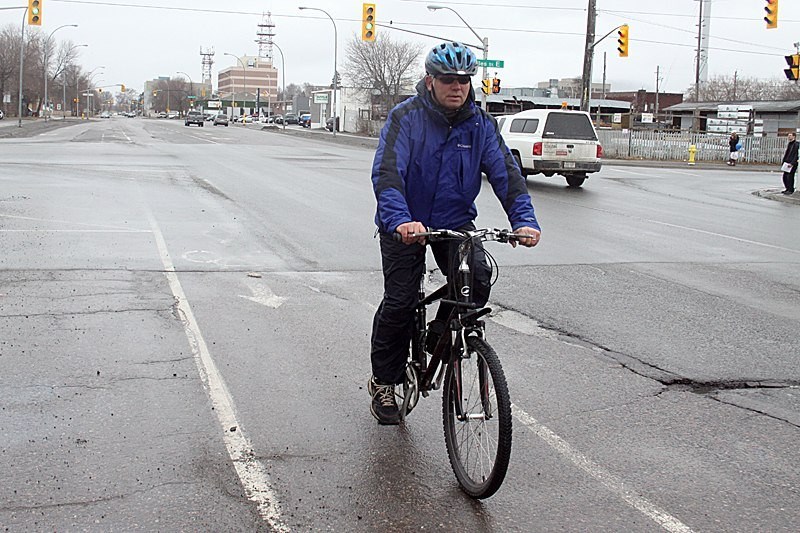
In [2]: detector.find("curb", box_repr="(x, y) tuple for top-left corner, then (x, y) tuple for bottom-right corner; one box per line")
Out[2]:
(753, 188), (800, 205)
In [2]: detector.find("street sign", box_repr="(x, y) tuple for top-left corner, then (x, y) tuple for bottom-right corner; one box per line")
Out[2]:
(313, 93), (329, 104)
(477, 59), (504, 68)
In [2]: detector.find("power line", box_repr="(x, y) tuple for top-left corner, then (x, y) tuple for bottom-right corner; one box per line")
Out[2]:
(48, 0), (790, 58)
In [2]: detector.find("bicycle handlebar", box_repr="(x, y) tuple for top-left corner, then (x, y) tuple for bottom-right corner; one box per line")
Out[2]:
(391, 228), (520, 244)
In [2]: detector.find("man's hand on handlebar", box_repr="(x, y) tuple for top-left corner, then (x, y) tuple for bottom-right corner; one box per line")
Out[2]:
(511, 226), (541, 248)
(395, 221), (428, 245)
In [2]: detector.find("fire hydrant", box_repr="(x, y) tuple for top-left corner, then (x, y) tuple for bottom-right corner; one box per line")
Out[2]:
(688, 144), (697, 166)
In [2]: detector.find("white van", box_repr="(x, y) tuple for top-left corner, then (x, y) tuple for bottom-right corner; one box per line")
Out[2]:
(497, 109), (603, 188)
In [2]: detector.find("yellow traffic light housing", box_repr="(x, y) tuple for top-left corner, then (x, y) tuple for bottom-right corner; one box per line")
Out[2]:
(617, 24), (629, 57)
(481, 79), (491, 95)
(27, 0), (42, 26)
(120, 84), (126, 92)
(491, 78), (501, 94)
(764, 0), (778, 29)
(784, 54), (799, 81)
(362, 3), (376, 42)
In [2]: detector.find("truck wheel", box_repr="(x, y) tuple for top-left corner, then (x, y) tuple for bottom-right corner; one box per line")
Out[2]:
(566, 175), (586, 188)
(514, 154), (526, 177)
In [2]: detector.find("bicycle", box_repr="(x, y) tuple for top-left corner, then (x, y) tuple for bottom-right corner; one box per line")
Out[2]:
(391, 227), (517, 499)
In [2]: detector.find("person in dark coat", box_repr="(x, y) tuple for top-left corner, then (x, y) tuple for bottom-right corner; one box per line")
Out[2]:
(727, 132), (740, 166)
(782, 132), (798, 195)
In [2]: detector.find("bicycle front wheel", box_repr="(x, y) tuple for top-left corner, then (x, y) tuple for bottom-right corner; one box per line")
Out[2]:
(442, 336), (512, 499)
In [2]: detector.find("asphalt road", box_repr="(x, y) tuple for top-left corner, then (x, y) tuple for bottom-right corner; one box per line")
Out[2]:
(1, 117), (799, 532)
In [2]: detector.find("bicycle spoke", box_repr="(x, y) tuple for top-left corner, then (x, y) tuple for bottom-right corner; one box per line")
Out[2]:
(443, 336), (511, 498)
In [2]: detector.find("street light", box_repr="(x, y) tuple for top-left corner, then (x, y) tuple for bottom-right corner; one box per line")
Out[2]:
(177, 70), (194, 109)
(427, 5), (488, 111)
(299, 6), (338, 136)
(272, 41), (286, 131)
(83, 66), (104, 118)
(62, 43), (87, 119)
(43, 24), (78, 121)
(224, 52), (247, 122)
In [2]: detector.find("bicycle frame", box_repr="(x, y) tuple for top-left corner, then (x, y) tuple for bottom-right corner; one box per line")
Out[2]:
(409, 230), (495, 400)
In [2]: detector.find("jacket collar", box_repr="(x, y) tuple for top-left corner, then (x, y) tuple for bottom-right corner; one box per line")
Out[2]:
(416, 78), (476, 126)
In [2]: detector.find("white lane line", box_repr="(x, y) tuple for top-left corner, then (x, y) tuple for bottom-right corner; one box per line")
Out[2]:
(649, 219), (800, 254)
(0, 213), (149, 232)
(512, 405), (694, 533)
(143, 207), (287, 532)
(0, 229), (150, 233)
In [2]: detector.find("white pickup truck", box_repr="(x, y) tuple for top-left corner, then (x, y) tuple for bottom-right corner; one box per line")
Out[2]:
(497, 109), (603, 188)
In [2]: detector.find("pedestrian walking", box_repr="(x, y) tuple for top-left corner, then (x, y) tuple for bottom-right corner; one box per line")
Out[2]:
(727, 132), (740, 166)
(781, 132), (798, 195)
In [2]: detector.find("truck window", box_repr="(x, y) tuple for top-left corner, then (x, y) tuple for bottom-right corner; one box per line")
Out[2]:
(542, 113), (597, 140)
(509, 118), (539, 134)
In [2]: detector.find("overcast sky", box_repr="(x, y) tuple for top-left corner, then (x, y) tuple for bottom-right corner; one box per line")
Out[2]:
(2, 0), (799, 96)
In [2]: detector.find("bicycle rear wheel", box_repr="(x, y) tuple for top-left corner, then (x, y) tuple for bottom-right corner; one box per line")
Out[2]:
(442, 336), (512, 499)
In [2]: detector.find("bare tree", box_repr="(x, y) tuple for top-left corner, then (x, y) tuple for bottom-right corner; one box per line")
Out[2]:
(342, 33), (424, 118)
(686, 74), (800, 102)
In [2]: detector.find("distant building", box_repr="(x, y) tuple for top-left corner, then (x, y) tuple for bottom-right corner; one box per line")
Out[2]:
(603, 89), (683, 114)
(663, 100), (800, 136)
(217, 55), (278, 103)
(537, 77), (611, 99)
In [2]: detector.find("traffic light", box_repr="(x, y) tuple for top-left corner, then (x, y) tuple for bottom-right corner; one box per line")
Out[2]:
(785, 54), (799, 81)
(120, 84), (126, 92)
(764, 0), (778, 29)
(27, 0), (42, 26)
(481, 78), (491, 95)
(491, 78), (501, 94)
(617, 24), (629, 57)
(362, 3), (376, 42)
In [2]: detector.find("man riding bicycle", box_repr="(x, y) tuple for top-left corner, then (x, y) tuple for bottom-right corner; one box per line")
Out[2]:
(369, 41), (541, 425)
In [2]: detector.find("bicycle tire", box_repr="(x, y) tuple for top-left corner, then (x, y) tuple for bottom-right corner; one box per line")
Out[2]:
(442, 336), (512, 499)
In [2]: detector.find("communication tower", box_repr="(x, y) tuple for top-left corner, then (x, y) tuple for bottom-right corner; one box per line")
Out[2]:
(200, 46), (215, 86)
(255, 12), (276, 63)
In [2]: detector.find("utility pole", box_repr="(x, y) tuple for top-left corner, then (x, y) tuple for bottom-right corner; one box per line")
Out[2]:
(732, 70), (738, 101)
(655, 65), (660, 117)
(596, 52), (606, 123)
(692, 0), (704, 132)
(580, 0), (597, 112)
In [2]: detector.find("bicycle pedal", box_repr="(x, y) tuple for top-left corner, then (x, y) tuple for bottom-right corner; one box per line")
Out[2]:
(421, 390), (430, 398)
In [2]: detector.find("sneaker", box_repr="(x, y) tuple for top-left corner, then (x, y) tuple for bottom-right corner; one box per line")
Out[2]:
(369, 377), (400, 425)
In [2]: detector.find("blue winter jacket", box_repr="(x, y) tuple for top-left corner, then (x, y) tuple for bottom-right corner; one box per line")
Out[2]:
(372, 79), (540, 234)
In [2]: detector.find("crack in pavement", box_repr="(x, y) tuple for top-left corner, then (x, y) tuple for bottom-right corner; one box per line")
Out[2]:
(492, 304), (800, 427)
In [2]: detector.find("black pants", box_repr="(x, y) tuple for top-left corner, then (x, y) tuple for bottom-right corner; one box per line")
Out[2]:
(370, 225), (491, 384)
(783, 166), (796, 192)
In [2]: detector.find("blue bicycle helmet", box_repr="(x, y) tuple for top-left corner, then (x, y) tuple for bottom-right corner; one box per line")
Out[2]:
(425, 42), (478, 76)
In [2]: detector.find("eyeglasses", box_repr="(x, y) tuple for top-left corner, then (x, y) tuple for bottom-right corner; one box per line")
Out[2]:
(436, 75), (471, 86)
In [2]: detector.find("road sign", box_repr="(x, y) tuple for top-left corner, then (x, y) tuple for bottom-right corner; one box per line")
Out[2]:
(477, 59), (504, 68)
(313, 93), (329, 104)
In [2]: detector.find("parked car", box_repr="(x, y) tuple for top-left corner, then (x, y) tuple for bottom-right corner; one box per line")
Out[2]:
(213, 114), (229, 126)
(497, 109), (602, 188)
(184, 110), (204, 127)
(283, 113), (298, 125)
(298, 112), (311, 128)
(271, 115), (284, 125)
(167, 111), (180, 119)
(325, 116), (340, 132)
(156, 111), (167, 118)
(99, 111), (111, 118)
